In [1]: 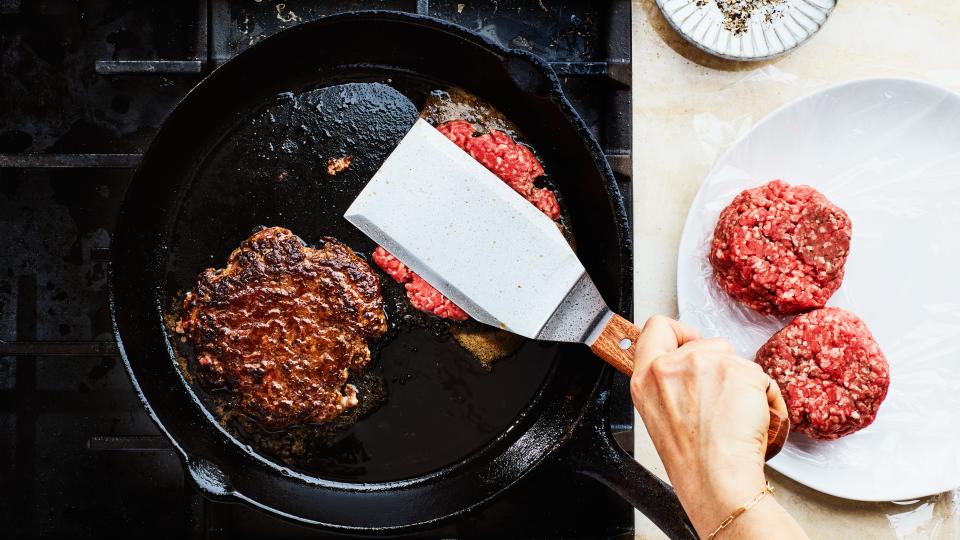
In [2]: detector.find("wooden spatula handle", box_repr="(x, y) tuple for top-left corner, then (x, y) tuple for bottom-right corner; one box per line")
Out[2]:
(764, 405), (789, 461)
(589, 313), (643, 375)
(589, 313), (788, 460)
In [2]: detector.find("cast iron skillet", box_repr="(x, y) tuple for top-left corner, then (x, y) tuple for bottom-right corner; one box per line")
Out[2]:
(109, 11), (696, 539)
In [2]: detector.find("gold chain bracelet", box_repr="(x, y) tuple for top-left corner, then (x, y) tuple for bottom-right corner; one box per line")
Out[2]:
(707, 482), (774, 540)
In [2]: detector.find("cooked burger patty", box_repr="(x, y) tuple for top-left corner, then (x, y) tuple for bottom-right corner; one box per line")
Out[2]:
(709, 180), (851, 315)
(372, 119), (558, 321)
(756, 307), (890, 440)
(176, 227), (387, 431)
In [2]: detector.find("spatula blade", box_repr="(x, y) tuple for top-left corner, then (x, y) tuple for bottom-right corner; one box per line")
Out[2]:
(345, 119), (610, 343)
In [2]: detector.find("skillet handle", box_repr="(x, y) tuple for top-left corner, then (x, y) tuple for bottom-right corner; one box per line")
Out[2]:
(560, 387), (698, 540)
(590, 313), (788, 461)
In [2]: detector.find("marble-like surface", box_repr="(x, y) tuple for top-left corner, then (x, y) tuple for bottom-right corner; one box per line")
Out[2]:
(631, 0), (960, 538)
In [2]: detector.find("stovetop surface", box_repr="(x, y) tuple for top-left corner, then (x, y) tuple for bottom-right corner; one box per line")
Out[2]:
(0, 1), (634, 537)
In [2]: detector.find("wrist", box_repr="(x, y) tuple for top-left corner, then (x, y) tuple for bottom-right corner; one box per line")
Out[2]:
(715, 490), (780, 539)
(669, 462), (767, 536)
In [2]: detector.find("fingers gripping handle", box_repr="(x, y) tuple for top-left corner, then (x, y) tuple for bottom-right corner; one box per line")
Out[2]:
(588, 314), (789, 460)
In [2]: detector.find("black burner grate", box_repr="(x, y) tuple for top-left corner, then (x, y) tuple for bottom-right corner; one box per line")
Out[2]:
(0, 1), (634, 537)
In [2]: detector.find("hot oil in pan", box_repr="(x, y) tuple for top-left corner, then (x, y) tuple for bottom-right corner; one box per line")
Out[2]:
(164, 78), (569, 482)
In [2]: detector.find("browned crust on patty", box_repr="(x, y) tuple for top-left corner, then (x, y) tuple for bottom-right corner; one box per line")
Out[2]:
(176, 227), (387, 431)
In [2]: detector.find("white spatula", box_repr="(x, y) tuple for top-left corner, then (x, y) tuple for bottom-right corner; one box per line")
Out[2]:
(344, 119), (639, 370)
(344, 119), (787, 458)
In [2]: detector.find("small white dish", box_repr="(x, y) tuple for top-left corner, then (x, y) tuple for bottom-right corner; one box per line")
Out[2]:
(656, 0), (835, 61)
(676, 79), (960, 501)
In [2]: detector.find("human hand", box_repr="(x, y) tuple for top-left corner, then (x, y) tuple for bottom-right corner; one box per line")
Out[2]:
(630, 315), (790, 537)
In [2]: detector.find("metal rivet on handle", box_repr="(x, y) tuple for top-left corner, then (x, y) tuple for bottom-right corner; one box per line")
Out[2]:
(619, 338), (632, 350)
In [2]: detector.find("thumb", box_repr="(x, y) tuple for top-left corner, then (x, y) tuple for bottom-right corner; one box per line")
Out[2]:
(632, 315), (700, 373)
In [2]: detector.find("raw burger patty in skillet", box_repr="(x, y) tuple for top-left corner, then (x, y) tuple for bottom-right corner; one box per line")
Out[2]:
(756, 307), (890, 440)
(709, 180), (852, 316)
(372, 119), (560, 321)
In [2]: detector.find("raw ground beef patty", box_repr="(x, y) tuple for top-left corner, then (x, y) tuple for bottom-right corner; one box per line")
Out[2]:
(756, 307), (890, 440)
(709, 180), (852, 315)
(371, 247), (468, 320)
(372, 119), (559, 321)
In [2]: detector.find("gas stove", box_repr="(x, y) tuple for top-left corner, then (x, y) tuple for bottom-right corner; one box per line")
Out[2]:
(0, 1), (634, 537)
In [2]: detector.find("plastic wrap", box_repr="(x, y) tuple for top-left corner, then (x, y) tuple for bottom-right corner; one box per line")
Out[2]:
(675, 78), (960, 505)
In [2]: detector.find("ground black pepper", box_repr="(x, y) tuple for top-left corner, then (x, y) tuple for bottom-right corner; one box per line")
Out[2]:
(709, 0), (784, 36)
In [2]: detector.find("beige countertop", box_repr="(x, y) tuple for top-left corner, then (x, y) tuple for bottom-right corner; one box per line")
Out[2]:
(630, 0), (960, 538)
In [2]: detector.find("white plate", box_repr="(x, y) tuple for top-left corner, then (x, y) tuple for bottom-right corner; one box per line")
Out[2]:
(656, 0), (834, 61)
(676, 78), (960, 501)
